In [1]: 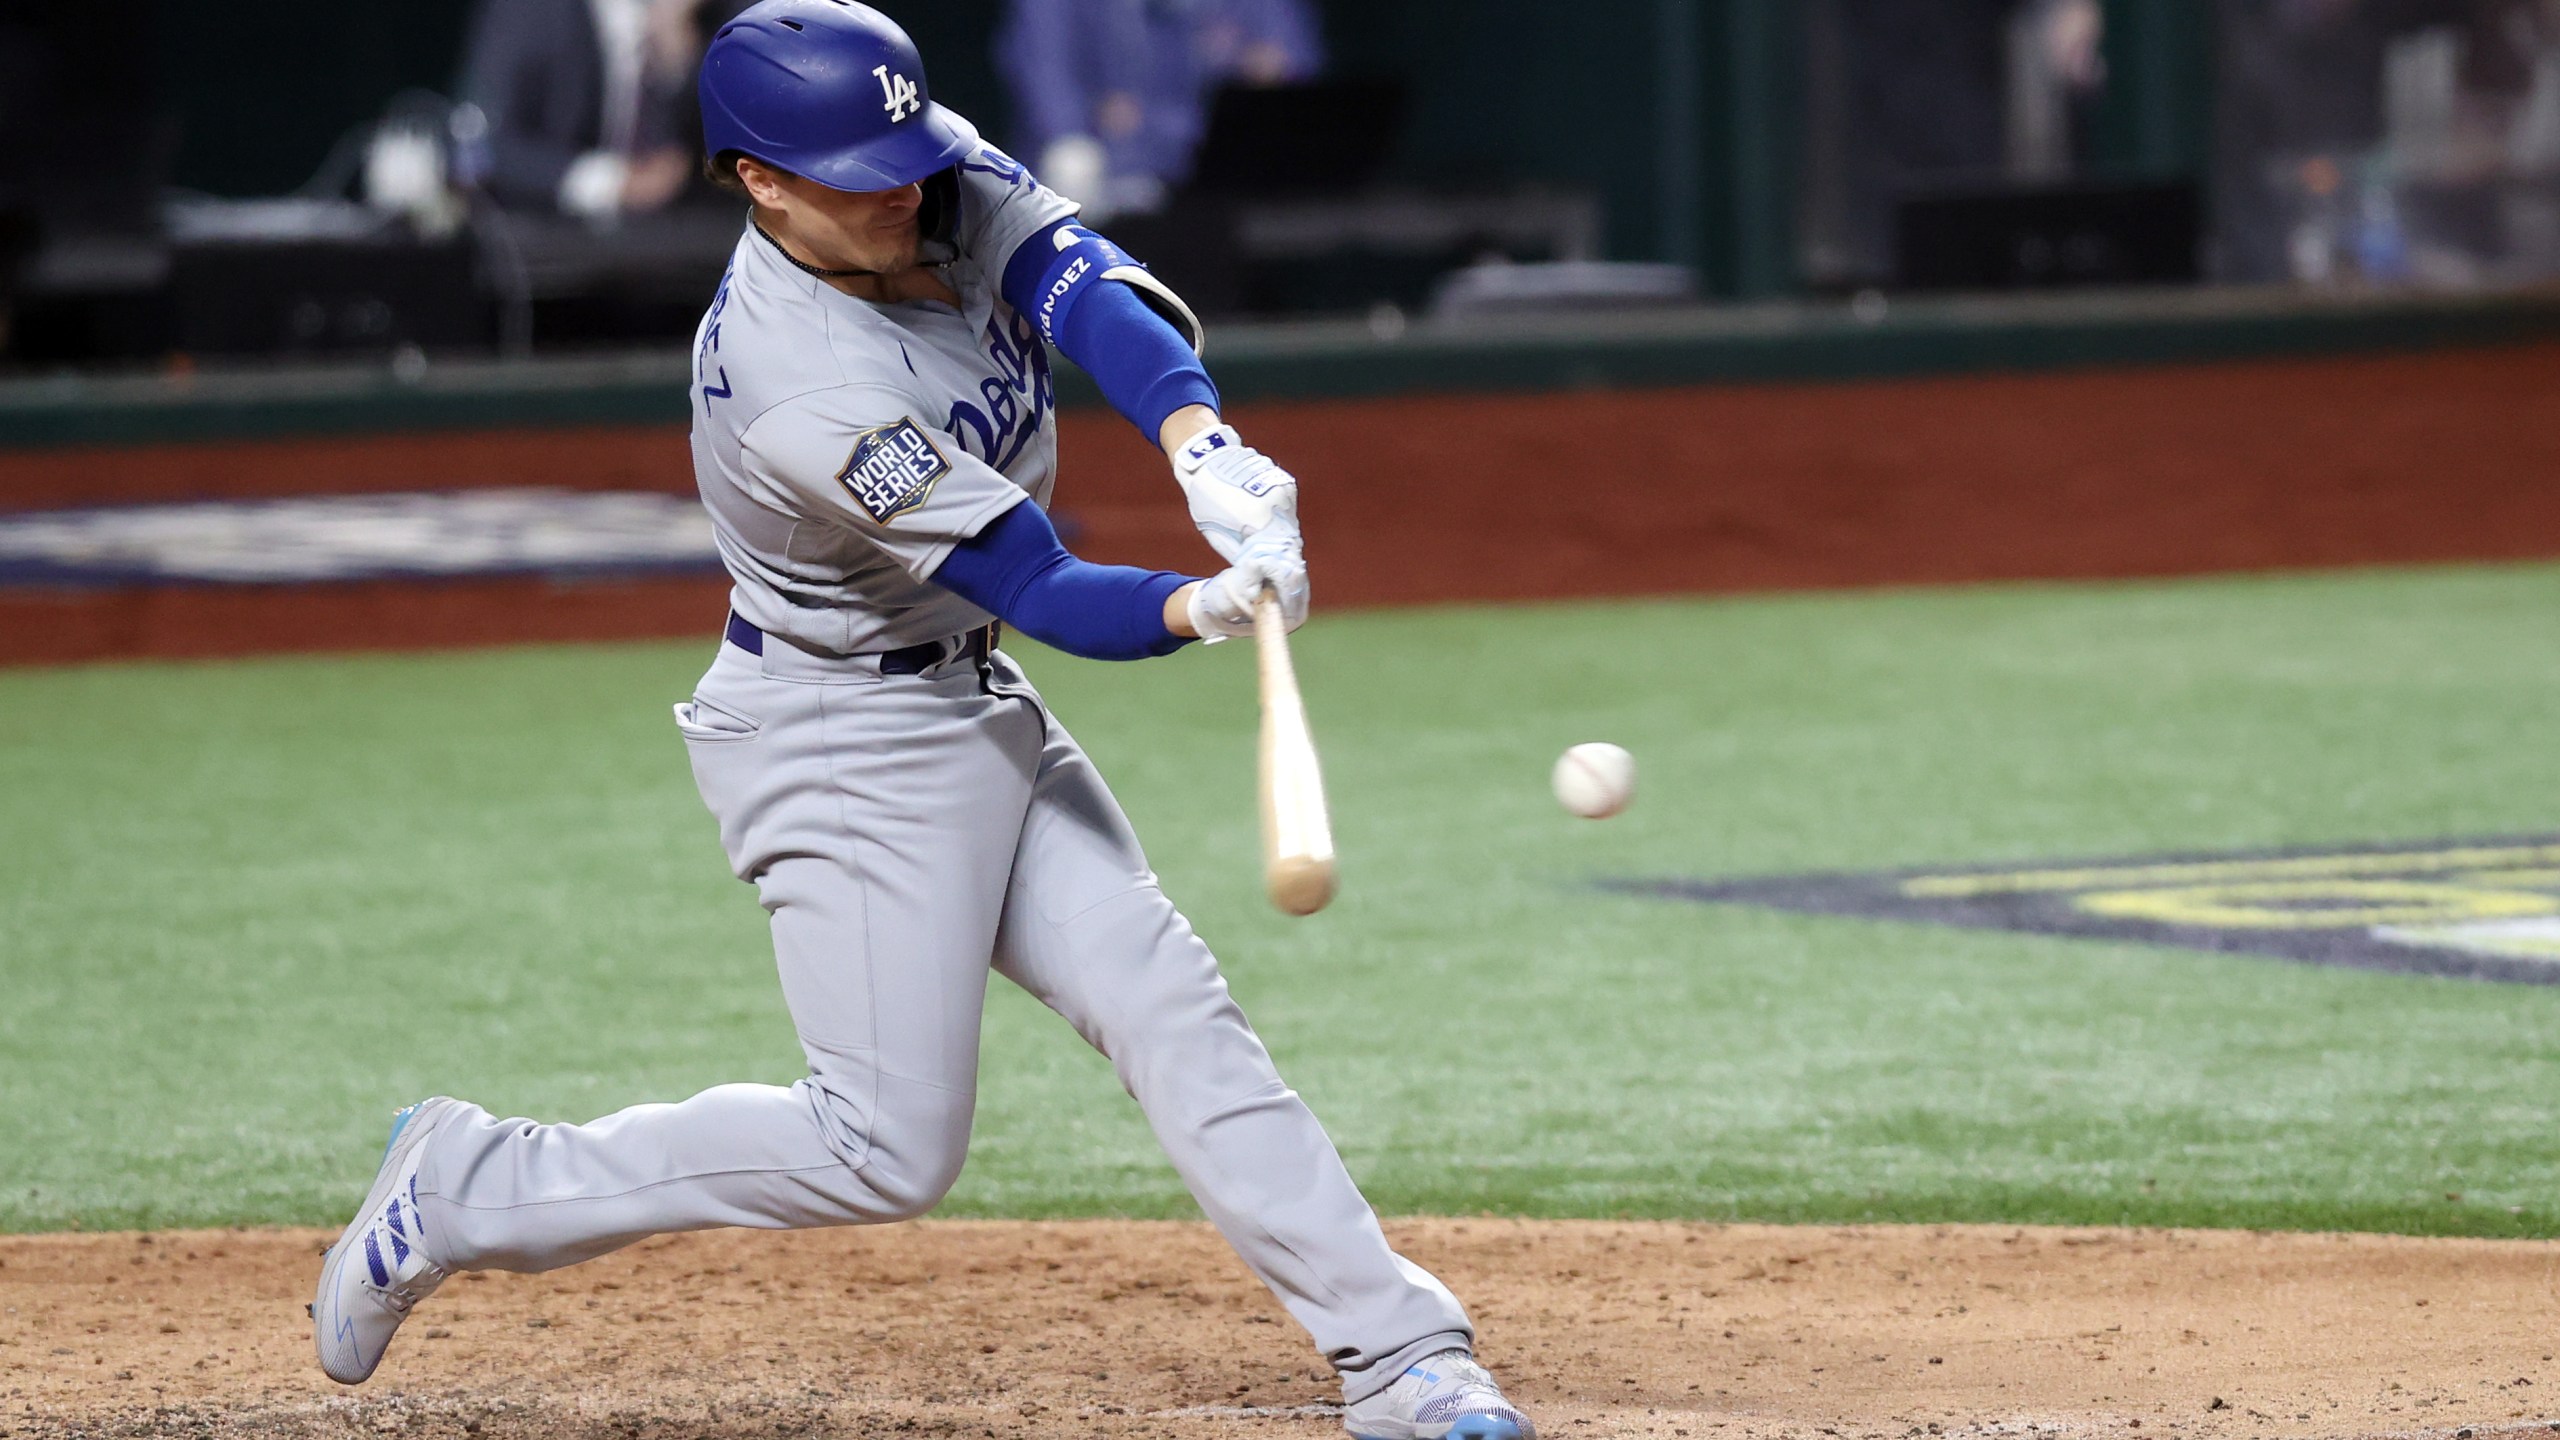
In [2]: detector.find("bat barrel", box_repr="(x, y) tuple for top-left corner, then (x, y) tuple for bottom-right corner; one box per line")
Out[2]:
(1254, 591), (1337, 917)
(1266, 852), (1338, 917)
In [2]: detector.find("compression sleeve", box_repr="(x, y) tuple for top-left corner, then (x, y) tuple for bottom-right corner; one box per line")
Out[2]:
(1057, 280), (1220, 438)
(1000, 220), (1218, 440)
(933, 500), (1196, 661)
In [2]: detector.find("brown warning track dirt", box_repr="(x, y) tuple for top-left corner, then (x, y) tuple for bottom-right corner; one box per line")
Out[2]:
(5, 1220), (2554, 1439)
(0, 575), (734, 669)
(7, 342), (2560, 665)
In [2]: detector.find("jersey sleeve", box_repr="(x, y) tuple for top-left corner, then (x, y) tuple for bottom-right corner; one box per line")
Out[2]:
(738, 384), (1032, 582)
(952, 144), (1081, 288)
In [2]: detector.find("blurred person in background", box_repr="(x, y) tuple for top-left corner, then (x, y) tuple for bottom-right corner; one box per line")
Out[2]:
(995, 0), (1323, 220)
(2211, 0), (2554, 283)
(2457, 0), (2560, 171)
(1802, 0), (2105, 286)
(2216, 0), (2435, 281)
(454, 0), (750, 222)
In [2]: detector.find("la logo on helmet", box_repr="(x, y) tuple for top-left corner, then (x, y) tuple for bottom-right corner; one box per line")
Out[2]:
(873, 65), (921, 121)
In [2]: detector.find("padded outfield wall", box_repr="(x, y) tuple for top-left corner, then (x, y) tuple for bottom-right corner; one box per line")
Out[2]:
(3, 287), (2559, 664)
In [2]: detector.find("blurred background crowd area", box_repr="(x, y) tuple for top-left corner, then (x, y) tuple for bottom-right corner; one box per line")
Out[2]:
(7, 0), (2560, 370)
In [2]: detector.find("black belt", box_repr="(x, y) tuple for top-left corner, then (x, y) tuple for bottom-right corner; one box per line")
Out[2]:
(725, 612), (994, 674)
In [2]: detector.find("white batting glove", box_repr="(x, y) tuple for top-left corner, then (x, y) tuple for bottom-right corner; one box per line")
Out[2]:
(1186, 527), (1309, 643)
(1172, 424), (1299, 562)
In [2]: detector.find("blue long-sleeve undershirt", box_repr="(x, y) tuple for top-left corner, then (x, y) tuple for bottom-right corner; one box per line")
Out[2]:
(933, 499), (1196, 661)
(1000, 224), (1219, 440)
(1054, 279), (1219, 438)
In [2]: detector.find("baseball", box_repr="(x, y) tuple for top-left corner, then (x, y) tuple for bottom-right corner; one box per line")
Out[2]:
(1551, 742), (1636, 819)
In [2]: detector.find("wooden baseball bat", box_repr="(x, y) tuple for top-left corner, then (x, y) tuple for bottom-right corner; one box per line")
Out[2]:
(1254, 590), (1337, 916)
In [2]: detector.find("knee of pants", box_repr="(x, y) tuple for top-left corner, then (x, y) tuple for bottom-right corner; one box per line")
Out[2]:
(861, 1131), (969, 1220)
(1047, 894), (1284, 1120)
(801, 1075), (975, 1222)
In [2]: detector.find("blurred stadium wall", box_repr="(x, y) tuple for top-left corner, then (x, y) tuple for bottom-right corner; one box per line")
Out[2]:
(9, 0), (2560, 665)
(7, 294), (2560, 665)
(148, 0), (2202, 297)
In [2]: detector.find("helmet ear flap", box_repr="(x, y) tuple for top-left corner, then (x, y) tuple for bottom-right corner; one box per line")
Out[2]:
(916, 165), (963, 264)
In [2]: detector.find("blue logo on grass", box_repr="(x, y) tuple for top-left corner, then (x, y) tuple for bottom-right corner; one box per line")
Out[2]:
(1617, 834), (2560, 986)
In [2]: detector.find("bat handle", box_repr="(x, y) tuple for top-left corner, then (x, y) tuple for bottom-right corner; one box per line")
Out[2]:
(1253, 585), (1285, 641)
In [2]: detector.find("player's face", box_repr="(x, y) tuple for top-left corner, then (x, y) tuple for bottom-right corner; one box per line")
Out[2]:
(747, 164), (926, 276)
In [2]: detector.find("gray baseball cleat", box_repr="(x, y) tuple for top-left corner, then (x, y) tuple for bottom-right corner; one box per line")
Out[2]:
(312, 1097), (462, 1384)
(1343, 1349), (1536, 1440)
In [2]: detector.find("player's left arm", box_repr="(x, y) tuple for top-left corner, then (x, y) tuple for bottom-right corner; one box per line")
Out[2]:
(997, 217), (1299, 563)
(931, 497), (1308, 657)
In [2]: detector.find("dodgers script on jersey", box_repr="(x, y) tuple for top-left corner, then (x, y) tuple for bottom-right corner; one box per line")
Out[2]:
(688, 146), (1076, 657)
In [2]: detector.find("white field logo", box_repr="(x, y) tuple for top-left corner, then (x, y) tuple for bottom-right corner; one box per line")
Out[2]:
(874, 64), (921, 121)
(0, 490), (719, 583)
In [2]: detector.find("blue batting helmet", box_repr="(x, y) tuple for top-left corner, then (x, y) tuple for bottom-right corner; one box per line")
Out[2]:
(699, 0), (979, 193)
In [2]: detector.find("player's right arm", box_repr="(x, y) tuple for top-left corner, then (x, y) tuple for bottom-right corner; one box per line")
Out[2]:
(994, 220), (1300, 564)
(955, 152), (1298, 567)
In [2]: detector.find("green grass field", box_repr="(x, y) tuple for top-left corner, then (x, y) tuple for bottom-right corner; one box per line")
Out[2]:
(5, 563), (2557, 1239)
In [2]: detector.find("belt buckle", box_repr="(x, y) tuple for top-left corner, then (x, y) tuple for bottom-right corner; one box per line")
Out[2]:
(881, 626), (994, 677)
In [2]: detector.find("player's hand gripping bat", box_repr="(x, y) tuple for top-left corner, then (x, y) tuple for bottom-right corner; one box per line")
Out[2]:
(1254, 589), (1336, 916)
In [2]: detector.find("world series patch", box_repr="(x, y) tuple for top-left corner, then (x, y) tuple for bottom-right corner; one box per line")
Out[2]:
(1612, 834), (2560, 986)
(836, 420), (951, 523)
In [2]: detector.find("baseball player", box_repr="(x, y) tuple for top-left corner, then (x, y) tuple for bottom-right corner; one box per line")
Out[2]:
(311, 6), (1532, 1439)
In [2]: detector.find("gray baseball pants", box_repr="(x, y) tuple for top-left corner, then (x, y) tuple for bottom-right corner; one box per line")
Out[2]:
(408, 636), (1472, 1401)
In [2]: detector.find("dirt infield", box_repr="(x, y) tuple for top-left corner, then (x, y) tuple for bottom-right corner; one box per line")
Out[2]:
(7, 341), (2560, 664)
(5, 1220), (2554, 1440)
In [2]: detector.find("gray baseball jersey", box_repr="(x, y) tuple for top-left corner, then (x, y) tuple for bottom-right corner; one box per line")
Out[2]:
(688, 148), (1072, 657)
(399, 143), (1478, 1404)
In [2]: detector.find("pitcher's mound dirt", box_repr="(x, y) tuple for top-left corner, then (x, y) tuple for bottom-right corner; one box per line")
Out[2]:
(4, 1220), (2555, 1440)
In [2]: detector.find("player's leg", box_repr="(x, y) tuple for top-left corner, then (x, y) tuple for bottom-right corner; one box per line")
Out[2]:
(413, 655), (1035, 1268)
(982, 659), (1478, 1407)
(320, 653), (1029, 1383)
(319, 651), (1035, 1382)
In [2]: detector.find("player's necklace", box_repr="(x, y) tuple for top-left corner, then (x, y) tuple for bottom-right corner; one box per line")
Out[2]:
(752, 219), (879, 280)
